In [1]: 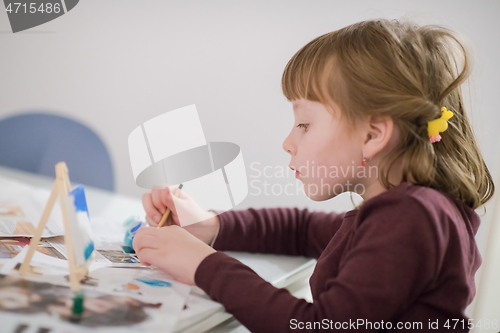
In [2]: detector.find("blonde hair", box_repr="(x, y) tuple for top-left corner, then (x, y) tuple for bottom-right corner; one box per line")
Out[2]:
(282, 19), (494, 210)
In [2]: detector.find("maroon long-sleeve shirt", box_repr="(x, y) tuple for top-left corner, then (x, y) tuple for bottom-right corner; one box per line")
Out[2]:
(194, 181), (481, 332)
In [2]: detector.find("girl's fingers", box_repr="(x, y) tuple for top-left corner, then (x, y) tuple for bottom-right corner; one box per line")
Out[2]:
(145, 215), (156, 227)
(151, 188), (167, 214)
(161, 186), (178, 215)
(133, 231), (160, 253)
(135, 247), (156, 267)
(142, 193), (161, 225)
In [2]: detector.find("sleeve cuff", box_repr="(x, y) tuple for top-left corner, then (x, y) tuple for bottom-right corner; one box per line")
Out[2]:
(210, 210), (228, 250)
(207, 210), (220, 248)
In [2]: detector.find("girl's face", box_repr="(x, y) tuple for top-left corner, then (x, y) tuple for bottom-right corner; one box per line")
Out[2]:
(283, 99), (364, 201)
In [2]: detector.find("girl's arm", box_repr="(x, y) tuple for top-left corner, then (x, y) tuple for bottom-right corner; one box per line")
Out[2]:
(195, 196), (460, 332)
(142, 186), (344, 257)
(212, 208), (346, 258)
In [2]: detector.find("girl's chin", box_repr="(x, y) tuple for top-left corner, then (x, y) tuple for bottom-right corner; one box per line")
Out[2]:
(306, 193), (337, 202)
(300, 180), (345, 201)
(303, 187), (338, 201)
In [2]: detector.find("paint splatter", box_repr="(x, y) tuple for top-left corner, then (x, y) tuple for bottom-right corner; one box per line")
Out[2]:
(134, 278), (172, 288)
(124, 283), (140, 290)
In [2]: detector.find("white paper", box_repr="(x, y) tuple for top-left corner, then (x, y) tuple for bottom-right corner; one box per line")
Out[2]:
(0, 245), (69, 277)
(0, 175), (66, 238)
(90, 267), (191, 332)
(0, 271), (190, 333)
(0, 196), (64, 237)
(175, 292), (224, 332)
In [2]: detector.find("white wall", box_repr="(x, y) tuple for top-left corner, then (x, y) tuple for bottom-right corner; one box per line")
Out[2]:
(1, 0), (499, 326)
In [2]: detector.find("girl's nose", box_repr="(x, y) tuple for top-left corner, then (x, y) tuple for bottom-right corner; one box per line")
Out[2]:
(282, 133), (296, 155)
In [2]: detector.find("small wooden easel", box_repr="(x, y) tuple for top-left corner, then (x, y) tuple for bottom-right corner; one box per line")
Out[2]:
(18, 162), (87, 293)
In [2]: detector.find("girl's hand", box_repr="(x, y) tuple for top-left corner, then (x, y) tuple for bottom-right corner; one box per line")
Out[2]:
(142, 185), (220, 245)
(133, 225), (216, 285)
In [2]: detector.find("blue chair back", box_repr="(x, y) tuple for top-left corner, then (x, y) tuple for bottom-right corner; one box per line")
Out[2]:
(0, 113), (114, 191)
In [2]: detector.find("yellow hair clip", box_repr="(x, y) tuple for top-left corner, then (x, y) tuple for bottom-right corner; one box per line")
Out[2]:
(428, 107), (454, 143)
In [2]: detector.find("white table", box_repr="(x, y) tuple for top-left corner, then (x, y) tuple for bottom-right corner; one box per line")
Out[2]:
(0, 166), (315, 333)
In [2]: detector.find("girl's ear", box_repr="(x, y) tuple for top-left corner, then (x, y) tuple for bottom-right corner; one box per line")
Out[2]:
(363, 115), (395, 159)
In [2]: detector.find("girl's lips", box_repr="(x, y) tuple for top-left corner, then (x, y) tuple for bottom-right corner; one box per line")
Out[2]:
(289, 166), (301, 178)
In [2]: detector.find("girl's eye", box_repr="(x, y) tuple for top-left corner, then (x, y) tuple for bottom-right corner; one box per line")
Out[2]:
(296, 123), (309, 130)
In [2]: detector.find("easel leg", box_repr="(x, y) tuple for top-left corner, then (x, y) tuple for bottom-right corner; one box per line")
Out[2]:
(19, 183), (58, 276)
(19, 162), (84, 293)
(56, 163), (81, 292)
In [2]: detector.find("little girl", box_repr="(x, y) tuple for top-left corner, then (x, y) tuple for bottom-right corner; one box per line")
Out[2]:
(133, 19), (495, 332)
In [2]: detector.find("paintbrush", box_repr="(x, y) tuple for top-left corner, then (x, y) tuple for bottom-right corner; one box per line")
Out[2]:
(157, 184), (183, 228)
